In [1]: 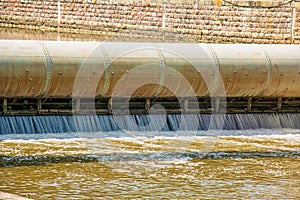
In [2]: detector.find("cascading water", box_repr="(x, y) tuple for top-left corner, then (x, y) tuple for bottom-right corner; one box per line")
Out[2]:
(1, 113), (300, 134)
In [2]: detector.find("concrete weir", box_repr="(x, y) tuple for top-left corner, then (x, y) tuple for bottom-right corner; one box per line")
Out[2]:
(0, 40), (300, 115)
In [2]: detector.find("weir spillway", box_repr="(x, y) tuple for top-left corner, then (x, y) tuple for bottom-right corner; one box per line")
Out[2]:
(0, 40), (300, 115)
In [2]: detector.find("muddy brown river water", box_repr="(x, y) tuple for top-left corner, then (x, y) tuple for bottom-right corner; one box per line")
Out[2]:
(1, 130), (300, 199)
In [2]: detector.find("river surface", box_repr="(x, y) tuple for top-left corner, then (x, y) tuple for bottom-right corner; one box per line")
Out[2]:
(1, 129), (300, 199)
(0, 28), (300, 199)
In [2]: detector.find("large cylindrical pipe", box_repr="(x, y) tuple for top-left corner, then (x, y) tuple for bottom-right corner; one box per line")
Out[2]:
(0, 40), (299, 98)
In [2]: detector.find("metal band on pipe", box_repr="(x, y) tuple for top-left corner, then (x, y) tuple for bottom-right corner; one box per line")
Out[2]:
(97, 44), (111, 97)
(37, 41), (52, 97)
(260, 48), (272, 96)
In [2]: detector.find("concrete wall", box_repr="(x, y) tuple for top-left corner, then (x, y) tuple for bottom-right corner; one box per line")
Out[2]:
(0, 0), (299, 43)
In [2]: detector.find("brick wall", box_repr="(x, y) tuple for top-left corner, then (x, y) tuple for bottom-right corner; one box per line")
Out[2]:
(0, 0), (299, 44)
(295, 5), (300, 42)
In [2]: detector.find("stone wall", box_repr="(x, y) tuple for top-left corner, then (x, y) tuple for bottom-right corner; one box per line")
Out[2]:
(0, 0), (299, 43)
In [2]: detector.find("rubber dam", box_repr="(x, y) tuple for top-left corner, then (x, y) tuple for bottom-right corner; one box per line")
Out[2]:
(1, 40), (300, 133)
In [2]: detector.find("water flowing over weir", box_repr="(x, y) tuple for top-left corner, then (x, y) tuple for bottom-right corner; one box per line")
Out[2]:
(1, 113), (300, 134)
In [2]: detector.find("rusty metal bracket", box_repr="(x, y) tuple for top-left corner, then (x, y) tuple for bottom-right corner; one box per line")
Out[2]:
(277, 97), (283, 111)
(184, 99), (189, 113)
(108, 97), (112, 114)
(37, 98), (42, 114)
(145, 98), (150, 113)
(247, 97), (252, 112)
(3, 98), (7, 115)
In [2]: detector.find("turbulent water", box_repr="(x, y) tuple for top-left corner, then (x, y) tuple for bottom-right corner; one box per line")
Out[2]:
(1, 129), (300, 199)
